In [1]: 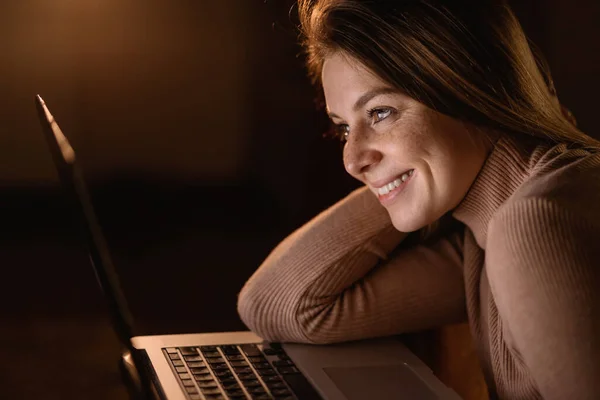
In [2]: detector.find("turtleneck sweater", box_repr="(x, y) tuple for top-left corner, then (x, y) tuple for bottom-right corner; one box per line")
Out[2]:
(237, 133), (600, 399)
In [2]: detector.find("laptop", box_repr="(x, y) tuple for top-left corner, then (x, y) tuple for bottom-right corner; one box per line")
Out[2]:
(35, 94), (461, 400)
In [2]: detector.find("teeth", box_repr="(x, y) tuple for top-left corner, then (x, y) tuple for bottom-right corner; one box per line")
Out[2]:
(377, 170), (413, 196)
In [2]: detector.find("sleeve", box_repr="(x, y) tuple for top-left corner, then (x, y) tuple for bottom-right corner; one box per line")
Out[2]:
(487, 197), (600, 400)
(237, 186), (467, 344)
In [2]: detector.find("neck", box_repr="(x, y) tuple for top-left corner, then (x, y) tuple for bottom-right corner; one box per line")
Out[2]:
(452, 132), (552, 248)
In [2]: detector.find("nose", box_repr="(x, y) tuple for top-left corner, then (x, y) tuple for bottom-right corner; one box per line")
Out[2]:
(343, 132), (382, 177)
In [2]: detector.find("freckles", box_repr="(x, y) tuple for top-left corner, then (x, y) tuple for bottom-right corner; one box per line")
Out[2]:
(388, 112), (430, 148)
(389, 126), (427, 155)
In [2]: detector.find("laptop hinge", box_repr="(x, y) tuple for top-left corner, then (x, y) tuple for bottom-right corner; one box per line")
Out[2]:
(120, 348), (166, 400)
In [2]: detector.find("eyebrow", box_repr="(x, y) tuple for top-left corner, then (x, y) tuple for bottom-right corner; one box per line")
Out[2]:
(327, 87), (397, 120)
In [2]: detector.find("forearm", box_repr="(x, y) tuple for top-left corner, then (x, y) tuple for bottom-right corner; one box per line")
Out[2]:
(295, 228), (467, 343)
(237, 186), (407, 343)
(237, 187), (467, 344)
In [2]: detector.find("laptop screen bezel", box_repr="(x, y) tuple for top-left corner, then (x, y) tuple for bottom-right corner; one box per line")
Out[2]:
(35, 95), (137, 349)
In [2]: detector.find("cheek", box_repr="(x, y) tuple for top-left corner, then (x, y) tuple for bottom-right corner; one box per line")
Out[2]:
(425, 138), (479, 211)
(407, 134), (457, 207)
(385, 125), (429, 156)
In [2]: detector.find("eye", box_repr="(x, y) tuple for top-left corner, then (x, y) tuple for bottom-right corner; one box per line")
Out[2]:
(334, 124), (350, 143)
(367, 107), (393, 123)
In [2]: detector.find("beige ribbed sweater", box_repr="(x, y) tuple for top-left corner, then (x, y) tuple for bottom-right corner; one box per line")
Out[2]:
(237, 133), (600, 400)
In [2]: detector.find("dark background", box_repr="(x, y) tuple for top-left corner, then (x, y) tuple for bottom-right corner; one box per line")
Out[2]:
(0, 1), (598, 399)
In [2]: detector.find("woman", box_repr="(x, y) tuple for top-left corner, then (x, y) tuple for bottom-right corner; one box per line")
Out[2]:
(238, 0), (600, 399)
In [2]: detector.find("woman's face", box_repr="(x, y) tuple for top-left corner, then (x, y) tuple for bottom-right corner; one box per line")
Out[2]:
(322, 53), (495, 232)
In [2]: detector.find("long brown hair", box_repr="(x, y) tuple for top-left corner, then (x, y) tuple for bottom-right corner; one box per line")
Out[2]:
(297, 0), (600, 240)
(299, 0), (598, 146)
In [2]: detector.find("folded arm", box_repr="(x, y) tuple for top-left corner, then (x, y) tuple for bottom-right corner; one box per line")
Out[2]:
(237, 186), (467, 344)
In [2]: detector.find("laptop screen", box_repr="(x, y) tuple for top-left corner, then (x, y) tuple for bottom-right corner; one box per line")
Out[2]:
(35, 94), (137, 349)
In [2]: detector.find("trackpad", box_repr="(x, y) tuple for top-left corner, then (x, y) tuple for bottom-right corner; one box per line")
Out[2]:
(323, 365), (438, 400)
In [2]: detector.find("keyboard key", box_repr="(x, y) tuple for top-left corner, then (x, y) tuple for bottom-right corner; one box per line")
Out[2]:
(240, 344), (261, 356)
(179, 347), (198, 355)
(251, 395), (272, 400)
(252, 362), (272, 369)
(210, 363), (231, 372)
(165, 347), (178, 354)
(189, 394), (202, 400)
(226, 354), (246, 361)
(242, 379), (262, 388)
(200, 346), (218, 352)
(271, 388), (292, 396)
(226, 389), (246, 397)
(213, 370), (233, 379)
(258, 369), (278, 376)
(263, 344), (284, 355)
(204, 395), (225, 400)
(201, 387), (222, 395)
(273, 360), (294, 367)
(247, 356), (267, 363)
(184, 355), (203, 362)
(186, 387), (199, 395)
(190, 367), (210, 375)
(221, 382), (241, 391)
(247, 386), (266, 394)
(187, 361), (206, 368)
(237, 373), (257, 381)
(181, 379), (195, 387)
(172, 360), (184, 367)
(175, 366), (187, 373)
(197, 381), (218, 389)
(195, 374), (215, 382)
(261, 375), (283, 383)
(202, 351), (221, 358)
(169, 353), (181, 360)
(267, 381), (287, 390)
(207, 357), (226, 364)
(277, 366), (299, 375)
(220, 345), (240, 355)
(233, 367), (254, 374)
(229, 360), (249, 368)
(178, 373), (191, 380)
(218, 377), (238, 385)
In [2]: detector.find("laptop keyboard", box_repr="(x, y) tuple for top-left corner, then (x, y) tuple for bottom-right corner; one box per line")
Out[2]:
(163, 343), (321, 400)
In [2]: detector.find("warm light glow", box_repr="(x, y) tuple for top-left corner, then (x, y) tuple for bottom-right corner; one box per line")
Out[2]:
(37, 95), (76, 164)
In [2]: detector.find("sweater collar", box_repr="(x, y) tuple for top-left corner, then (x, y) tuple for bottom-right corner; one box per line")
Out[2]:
(451, 133), (549, 249)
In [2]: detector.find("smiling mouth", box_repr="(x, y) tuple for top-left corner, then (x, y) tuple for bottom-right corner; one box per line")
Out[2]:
(376, 170), (414, 196)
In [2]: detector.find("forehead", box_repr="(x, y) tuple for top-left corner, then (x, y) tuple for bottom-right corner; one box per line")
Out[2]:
(321, 53), (388, 101)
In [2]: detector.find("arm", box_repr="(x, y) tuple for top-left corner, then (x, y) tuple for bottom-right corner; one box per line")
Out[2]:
(237, 186), (467, 344)
(487, 197), (600, 399)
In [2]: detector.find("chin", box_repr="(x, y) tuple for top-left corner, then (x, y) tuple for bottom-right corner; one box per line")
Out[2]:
(389, 214), (427, 233)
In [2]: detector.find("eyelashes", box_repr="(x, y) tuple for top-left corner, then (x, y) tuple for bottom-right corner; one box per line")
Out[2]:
(328, 107), (396, 143)
(367, 107), (393, 122)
